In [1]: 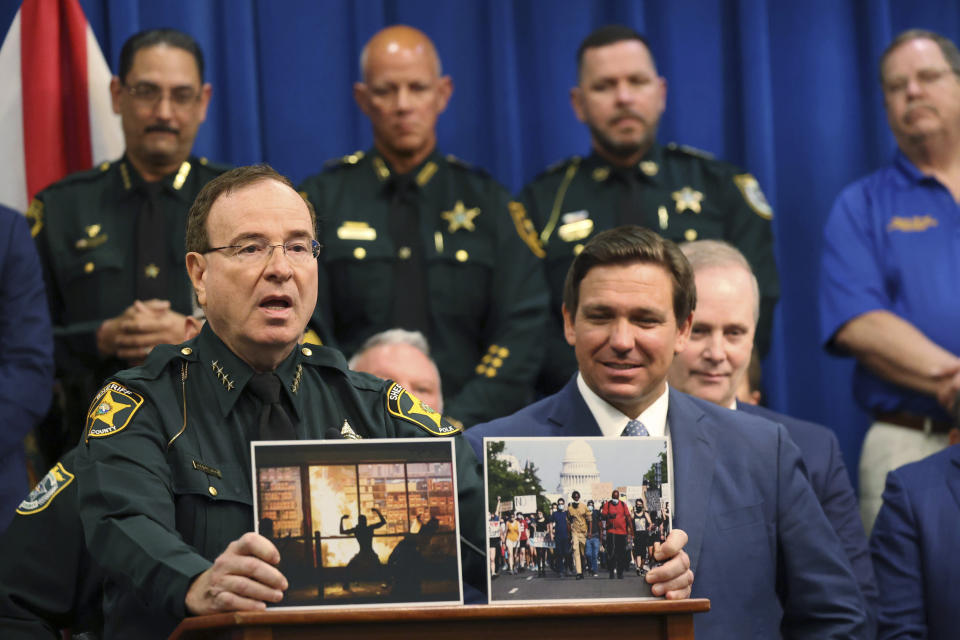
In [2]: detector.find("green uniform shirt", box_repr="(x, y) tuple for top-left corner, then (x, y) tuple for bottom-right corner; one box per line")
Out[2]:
(76, 323), (485, 638)
(27, 155), (230, 458)
(0, 448), (102, 639)
(520, 144), (780, 393)
(298, 149), (548, 427)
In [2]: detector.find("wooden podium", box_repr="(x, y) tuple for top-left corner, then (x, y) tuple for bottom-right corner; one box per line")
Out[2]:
(169, 599), (710, 639)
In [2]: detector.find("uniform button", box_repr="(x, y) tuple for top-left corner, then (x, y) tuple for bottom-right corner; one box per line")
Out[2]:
(498, 347), (510, 358)
(573, 244), (584, 256)
(455, 249), (468, 262)
(208, 486), (218, 497)
(84, 262), (94, 273)
(353, 247), (366, 260)
(684, 229), (698, 241)
(180, 347), (193, 355)
(398, 246), (412, 260)
(301, 347), (313, 356)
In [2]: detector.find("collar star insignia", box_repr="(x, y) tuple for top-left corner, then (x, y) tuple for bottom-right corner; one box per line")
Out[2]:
(290, 364), (303, 395)
(85, 224), (101, 238)
(441, 200), (480, 232)
(672, 186), (703, 214)
(145, 264), (160, 278)
(211, 360), (234, 391)
(640, 161), (659, 176)
(92, 391), (131, 429)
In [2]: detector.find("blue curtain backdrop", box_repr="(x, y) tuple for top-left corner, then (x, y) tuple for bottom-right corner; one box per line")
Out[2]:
(3, 0), (960, 485)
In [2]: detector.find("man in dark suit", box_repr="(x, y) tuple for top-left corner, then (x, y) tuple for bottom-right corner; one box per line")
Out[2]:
(870, 435), (960, 639)
(666, 239), (878, 632)
(466, 226), (866, 638)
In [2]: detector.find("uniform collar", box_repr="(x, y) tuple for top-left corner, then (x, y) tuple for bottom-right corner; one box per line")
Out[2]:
(369, 148), (443, 190)
(112, 153), (196, 204)
(585, 143), (663, 186)
(893, 149), (940, 185)
(195, 323), (306, 420)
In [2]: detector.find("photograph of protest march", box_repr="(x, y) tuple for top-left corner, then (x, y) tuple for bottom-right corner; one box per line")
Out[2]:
(252, 438), (462, 608)
(483, 437), (672, 603)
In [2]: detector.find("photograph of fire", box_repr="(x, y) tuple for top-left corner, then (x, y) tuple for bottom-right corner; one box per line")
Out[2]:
(252, 438), (462, 608)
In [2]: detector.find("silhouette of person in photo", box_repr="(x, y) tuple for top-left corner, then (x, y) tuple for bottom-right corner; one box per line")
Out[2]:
(340, 508), (387, 590)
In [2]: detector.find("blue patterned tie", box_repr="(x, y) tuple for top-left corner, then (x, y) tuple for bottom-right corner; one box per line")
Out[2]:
(621, 419), (649, 436)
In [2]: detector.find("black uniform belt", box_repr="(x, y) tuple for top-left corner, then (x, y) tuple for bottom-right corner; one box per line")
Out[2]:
(874, 411), (951, 434)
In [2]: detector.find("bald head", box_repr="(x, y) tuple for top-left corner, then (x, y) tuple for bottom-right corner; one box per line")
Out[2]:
(360, 25), (442, 81)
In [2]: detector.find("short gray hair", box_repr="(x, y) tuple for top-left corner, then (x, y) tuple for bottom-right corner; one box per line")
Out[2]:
(679, 240), (760, 323)
(348, 328), (432, 368)
(879, 29), (960, 85)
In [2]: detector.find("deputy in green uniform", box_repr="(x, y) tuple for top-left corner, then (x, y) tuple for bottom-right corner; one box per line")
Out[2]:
(76, 166), (486, 638)
(0, 448), (103, 639)
(520, 25), (779, 393)
(27, 29), (229, 466)
(299, 25), (548, 427)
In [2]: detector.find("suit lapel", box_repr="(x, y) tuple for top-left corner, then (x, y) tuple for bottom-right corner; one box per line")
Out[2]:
(547, 377), (604, 437)
(947, 447), (960, 512)
(667, 389), (715, 575)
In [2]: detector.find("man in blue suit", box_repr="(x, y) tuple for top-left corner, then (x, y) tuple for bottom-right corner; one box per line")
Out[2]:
(870, 435), (960, 639)
(466, 226), (866, 637)
(666, 239), (878, 632)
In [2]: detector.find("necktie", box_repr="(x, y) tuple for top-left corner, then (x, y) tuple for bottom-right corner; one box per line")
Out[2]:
(614, 167), (642, 228)
(136, 182), (167, 300)
(621, 419), (649, 437)
(246, 373), (297, 440)
(387, 174), (430, 333)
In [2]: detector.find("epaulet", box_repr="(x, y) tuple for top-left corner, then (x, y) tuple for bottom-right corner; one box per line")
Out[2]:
(323, 150), (365, 170)
(531, 155), (581, 182)
(297, 343), (354, 373)
(194, 157), (233, 175)
(665, 143), (715, 160)
(122, 342), (199, 382)
(42, 161), (114, 190)
(445, 154), (494, 180)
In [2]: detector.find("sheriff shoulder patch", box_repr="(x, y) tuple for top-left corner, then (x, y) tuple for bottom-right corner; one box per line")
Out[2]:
(85, 382), (144, 440)
(733, 173), (773, 219)
(16, 462), (74, 515)
(386, 383), (461, 436)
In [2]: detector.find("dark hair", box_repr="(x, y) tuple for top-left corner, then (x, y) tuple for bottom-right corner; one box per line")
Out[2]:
(880, 29), (960, 85)
(571, 490), (581, 500)
(577, 25), (654, 79)
(119, 28), (205, 83)
(185, 164), (317, 254)
(562, 225), (696, 323)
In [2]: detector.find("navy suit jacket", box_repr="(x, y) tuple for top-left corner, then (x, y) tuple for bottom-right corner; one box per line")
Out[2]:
(739, 402), (877, 631)
(870, 445), (960, 639)
(0, 205), (53, 531)
(467, 378), (867, 639)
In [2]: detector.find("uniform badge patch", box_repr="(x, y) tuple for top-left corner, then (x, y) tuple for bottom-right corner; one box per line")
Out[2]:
(16, 462), (74, 515)
(733, 174), (773, 219)
(386, 383), (461, 436)
(441, 200), (481, 233)
(672, 186), (704, 214)
(887, 215), (939, 232)
(85, 382), (144, 439)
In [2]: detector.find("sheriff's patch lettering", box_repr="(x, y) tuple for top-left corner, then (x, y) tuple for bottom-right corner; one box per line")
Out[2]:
(386, 383), (460, 436)
(85, 382), (144, 439)
(16, 462), (74, 515)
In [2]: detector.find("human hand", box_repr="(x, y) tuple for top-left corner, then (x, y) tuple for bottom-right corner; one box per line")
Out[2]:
(934, 365), (960, 412)
(184, 532), (287, 616)
(646, 528), (693, 600)
(110, 300), (193, 363)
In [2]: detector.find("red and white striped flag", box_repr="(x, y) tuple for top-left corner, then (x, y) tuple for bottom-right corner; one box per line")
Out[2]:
(0, 0), (123, 213)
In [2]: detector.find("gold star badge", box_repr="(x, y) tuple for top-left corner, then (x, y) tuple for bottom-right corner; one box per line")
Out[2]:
(145, 264), (159, 279)
(672, 187), (703, 214)
(441, 200), (480, 232)
(92, 391), (131, 429)
(85, 382), (143, 440)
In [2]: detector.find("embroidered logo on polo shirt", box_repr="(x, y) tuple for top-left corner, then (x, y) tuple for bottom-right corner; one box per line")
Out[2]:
(887, 215), (939, 232)
(386, 383), (460, 436)
(85, 382), (144, 439)
(16, 462), (74, 515)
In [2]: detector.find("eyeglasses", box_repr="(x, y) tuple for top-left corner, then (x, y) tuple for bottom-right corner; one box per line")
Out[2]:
(123, 82), (202, 109)
(884, 67), (959, 95)
(205, 239), (322, 264)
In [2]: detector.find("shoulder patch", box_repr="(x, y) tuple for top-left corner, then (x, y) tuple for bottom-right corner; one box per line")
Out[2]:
(16, 462), (74, 515)
(508, 201), (546, 258)
(733, 173), (773, 219)
(25, 198), (43, 237)
(666, 143), (715, 160)
(386, 382), (461, 436)
(84, 382), (144, 440)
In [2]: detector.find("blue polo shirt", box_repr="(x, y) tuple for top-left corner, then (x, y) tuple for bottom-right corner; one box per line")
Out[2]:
(820, 151), (960, 421)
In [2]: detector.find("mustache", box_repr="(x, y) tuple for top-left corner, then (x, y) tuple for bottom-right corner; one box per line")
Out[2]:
(145, 123), (179, 135)
(607, 109), (647, 126)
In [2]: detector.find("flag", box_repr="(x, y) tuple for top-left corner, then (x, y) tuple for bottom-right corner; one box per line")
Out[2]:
(0, 0), (123, 213)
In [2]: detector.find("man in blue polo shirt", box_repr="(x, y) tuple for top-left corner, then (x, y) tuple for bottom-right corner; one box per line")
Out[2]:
(820, 29), (960, 534)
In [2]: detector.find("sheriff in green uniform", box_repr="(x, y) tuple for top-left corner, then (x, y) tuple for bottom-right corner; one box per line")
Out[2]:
(27, 29), (228, 465)
(522, 26), (779, 393)
(76, 166), (485, 639)
(299, 26), (548, 427)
